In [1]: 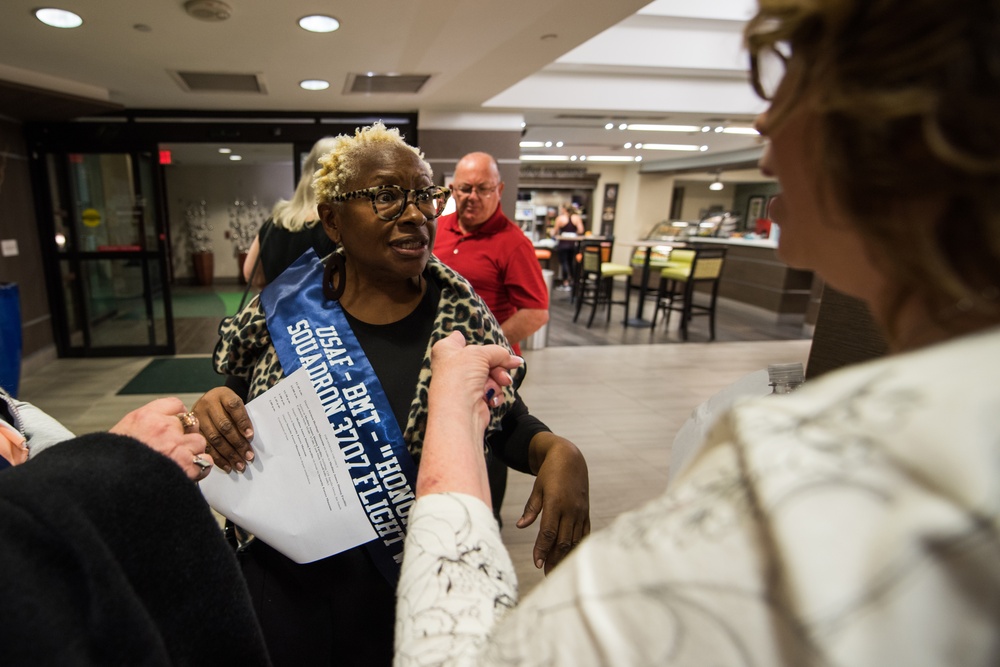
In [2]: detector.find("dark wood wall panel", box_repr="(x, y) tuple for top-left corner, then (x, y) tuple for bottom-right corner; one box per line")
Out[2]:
(0, 118), (54, 358)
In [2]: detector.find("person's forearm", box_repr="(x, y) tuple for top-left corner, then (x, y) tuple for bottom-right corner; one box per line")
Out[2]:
(242, 237), (260, 282)
(527, 430), (583, 475)
(502, 309), (549, 344)
(417, 400), (492, 505)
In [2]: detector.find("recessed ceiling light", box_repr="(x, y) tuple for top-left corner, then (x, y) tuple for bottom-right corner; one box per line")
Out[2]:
(299, 79), (330, 91)
(519, 141), (544, 148)
(298, 14), (340, 33)
(229, 155), (243, 161)
(218, 147), (232, 154)
(556, 141), (563, 148)
(520, 155), (571, 162)
(34, 8), (83, 28)
(604, 123), (614, 130)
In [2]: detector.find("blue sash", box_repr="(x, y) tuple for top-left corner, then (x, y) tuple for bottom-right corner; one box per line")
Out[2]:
(260, 251), (419, 585)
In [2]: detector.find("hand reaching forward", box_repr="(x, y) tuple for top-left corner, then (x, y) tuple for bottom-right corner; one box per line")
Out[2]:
(109, 397), (210, 480)
(419, 331), (524, 503)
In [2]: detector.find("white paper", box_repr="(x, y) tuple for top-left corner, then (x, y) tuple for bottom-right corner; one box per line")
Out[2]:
(200, 367), (377, 563)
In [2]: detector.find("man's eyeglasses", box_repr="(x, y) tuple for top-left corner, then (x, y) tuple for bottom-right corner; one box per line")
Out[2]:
(331, 185), (450, 221)
(451, 183), (499, 198)
(749, 41), (790, 101)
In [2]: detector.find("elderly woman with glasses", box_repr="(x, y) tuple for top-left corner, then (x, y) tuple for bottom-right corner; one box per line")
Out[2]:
(393, 0), (1000, 665)
(193, 122), (589, 666)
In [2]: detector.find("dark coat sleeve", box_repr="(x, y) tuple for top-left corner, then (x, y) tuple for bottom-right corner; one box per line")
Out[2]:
(0, 433), (271, 666)
(486, 395), (551, 474)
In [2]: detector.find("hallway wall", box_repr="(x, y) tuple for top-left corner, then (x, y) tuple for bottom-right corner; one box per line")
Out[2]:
(164, 162), (294, 281)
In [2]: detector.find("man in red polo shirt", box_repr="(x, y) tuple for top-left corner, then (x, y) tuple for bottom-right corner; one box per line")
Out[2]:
(434, 152), (549, 356)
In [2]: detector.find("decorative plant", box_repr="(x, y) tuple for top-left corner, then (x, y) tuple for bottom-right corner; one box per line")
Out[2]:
(185, 199), (213, 253)
(228, 197), (264, 254)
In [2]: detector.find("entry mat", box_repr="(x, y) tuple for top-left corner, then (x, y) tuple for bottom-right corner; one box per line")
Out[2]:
(117, 357), (221, 395)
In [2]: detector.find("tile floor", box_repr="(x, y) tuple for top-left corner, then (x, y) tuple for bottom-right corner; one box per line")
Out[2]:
(17, 290), (813, 597)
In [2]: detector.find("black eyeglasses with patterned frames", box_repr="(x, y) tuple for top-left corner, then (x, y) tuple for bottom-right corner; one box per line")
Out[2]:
(331, 185), (451, 222)
(749, 41), (791, 101)
(450, 183), (500, 198)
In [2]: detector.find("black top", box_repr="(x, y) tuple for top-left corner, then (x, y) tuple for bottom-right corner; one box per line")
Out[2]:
(257, 218), (337, 284)
(342, 279), (439, 433)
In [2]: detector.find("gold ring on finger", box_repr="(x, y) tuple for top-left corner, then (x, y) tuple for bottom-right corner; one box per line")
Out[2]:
(177, 411), (198, 429)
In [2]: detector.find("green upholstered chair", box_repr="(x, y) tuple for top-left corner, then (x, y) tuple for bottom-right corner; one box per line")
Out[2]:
(573, 237), (634, 327)
(651, 246), (727, 340)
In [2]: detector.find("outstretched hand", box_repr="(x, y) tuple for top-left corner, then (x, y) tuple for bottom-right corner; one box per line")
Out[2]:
(109, 397), (210, 481)
(418, 332), (524, 503)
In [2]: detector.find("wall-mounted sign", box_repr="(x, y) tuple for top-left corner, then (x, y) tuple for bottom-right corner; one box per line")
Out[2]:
(81, 208), (102, 228)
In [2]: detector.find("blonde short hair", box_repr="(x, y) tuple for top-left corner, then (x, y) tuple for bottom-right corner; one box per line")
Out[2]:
(312, 122), (431, 203)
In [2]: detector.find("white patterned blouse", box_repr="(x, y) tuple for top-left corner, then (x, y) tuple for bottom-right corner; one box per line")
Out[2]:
(395, 326), (1000, 666)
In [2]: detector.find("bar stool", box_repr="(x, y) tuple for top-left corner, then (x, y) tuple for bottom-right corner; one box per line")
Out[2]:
(573, 237), (633, 327)
(651, 246), (727, 340)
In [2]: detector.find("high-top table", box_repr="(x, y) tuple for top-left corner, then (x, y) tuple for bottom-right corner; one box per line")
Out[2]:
(617, 239), (681, 327)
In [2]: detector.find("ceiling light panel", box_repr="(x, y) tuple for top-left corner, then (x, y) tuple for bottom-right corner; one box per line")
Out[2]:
(626, 124), (701, 132)
(299, 15), (340, 33)
(34, 8), (83, 28)
(641, 143), (702, 151)
(300, 79), (330, 91)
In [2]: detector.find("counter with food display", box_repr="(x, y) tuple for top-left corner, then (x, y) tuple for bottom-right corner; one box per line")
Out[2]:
(628, 234), (815, 320)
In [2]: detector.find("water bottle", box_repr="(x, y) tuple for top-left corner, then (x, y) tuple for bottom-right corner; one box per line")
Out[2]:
(768, 362), (804, 395)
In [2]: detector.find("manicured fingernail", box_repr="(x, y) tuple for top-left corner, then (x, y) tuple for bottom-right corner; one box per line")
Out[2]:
(245, 451), (254, 462)
(236, 461), (245, 472)
(535, 558), (544, 569)
(485, 388), (495, 402)
(244, 428), (254, 438)
(513, 356), (525, 366)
